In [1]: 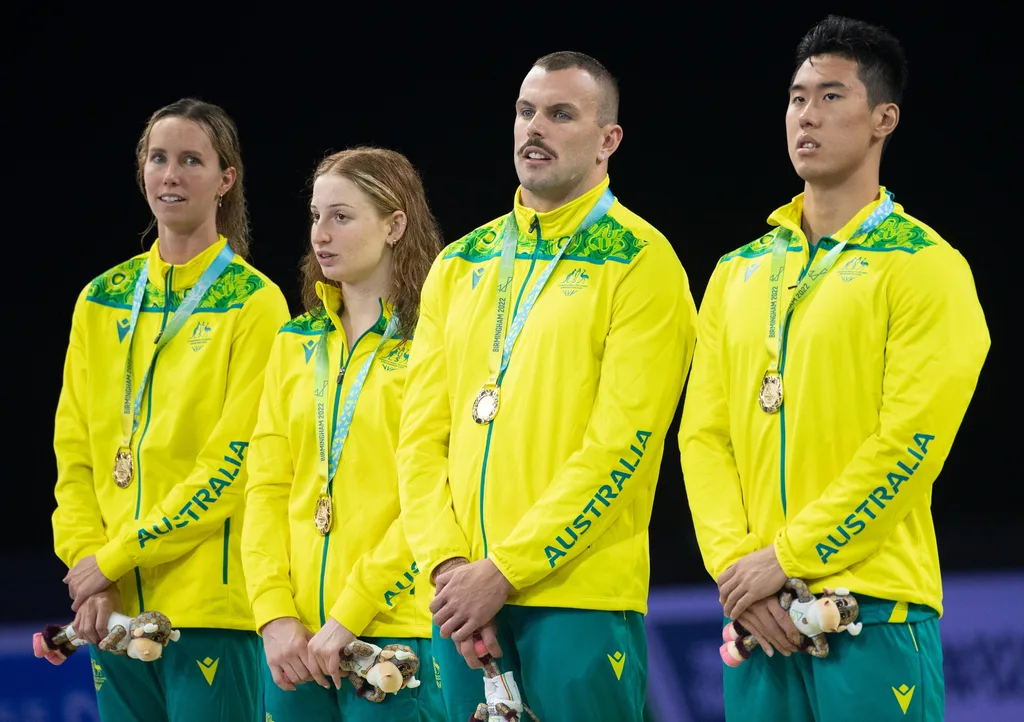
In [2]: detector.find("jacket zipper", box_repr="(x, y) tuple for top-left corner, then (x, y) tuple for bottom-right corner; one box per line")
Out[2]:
(132, 265), (174, 610)
(479, 218), (540, 557)
(777, 243), (820, 517)
(318, 322), (374, 626)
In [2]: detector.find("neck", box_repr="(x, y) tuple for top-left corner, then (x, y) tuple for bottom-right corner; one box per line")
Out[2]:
(157, 219), (221, 265)
(339, 259), (392, 338)
(801, 167), (880, 245)
(521, 172), (606, 214)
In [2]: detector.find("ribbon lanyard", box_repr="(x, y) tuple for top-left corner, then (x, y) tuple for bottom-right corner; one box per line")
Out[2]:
(765, 192), (894, 373)
(119, 244), (235, 451)
(314, 312), (399, 496)
(487, 187), (615, 387)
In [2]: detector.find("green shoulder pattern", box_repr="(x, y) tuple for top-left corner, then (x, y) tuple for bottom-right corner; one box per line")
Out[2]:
(86, 258), (267, 311)
(443, 216), (648, 265)
(279, 309), (329, 336)
(851, 213), (937, 253)
(719, 232), (778, 263)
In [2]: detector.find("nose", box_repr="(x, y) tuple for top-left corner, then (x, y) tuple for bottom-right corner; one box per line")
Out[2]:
(799, 102), (819, 129)
(161, 164), (180, 185)
(311, 218), (329, 246)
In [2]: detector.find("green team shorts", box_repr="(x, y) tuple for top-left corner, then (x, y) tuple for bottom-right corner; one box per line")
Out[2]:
(260, 636), (444, 722)
(433, 605), (648, 721)
(89, 627), (262, 722)
(723, 597), (944, 721)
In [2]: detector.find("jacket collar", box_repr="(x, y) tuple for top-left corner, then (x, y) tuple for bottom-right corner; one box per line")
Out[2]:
(147, 235), (231, 292)
(511, 175), (611, 240)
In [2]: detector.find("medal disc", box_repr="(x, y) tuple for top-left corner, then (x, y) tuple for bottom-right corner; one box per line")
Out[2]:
(314, 494), (333, 535)
(758, 371), (783, 414)
(472, 386), (500, 425)
(113, 449), (134, 489)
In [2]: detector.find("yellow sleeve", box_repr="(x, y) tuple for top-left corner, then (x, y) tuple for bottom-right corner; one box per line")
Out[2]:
(396, 257), (471, 582)
(329, 516), (420, 636)
(487, 243), (697, 590)
(95, 286), (290, 581)
(53, 287), (110, 569)
(678, 265), (765, 580)
(775, 245), (990, 577)
(241, 330), (299, 632)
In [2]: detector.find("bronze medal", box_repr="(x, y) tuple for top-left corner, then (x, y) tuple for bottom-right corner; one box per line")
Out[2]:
(314, 494), (333, 536)
(472, 385), (500, 425)
(113, 448), (134, 488)
(758, 371), (784, 414)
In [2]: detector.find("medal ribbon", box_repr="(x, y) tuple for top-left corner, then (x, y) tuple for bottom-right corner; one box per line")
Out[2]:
(764, 192), (894, 374)
(486, 187), (615, 387)
(314, 312), (399, 498)
(119, 243), (235, 452)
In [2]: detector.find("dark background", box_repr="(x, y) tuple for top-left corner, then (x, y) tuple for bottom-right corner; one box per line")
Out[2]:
(3, 6), (1015, 622)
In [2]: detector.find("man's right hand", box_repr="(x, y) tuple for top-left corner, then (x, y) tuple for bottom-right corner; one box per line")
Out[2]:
(72, 586), (121, 645)
(261, 617), (317, 691)
(734, 596), (802, 657)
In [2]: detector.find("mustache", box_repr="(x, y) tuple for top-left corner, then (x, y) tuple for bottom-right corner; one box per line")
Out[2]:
(519, 139), (557, 158)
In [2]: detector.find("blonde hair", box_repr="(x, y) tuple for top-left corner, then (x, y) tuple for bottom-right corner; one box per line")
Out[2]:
(300, 146), (441, 338)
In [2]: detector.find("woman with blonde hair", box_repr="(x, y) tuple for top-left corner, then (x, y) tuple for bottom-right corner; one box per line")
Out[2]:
(242, 146), (445, 721)
(54, 97), (290, 721)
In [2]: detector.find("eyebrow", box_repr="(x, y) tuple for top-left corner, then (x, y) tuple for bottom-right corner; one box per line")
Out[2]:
(149, 147), (206, 156)
(516, 99), (583, 114)
(310, 202), (354, 210)
(789, 80), (849, 92)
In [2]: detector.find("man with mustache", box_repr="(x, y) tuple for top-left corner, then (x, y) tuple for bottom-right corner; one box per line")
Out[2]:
(679, 15), (990, 720)
(397, 50), (697, 720)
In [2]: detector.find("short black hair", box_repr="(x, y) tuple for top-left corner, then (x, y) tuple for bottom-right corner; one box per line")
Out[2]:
(532, 51), (619, 126)
(794, 15), (908, 108)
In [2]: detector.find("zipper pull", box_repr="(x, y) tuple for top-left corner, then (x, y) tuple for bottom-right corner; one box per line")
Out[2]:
(337, 367), (345, 385)
(154, 331), (162, 344)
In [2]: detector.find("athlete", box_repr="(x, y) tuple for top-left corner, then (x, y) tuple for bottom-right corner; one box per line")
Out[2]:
(397, 51), (698, 720)
(679, 16), (990, 721)
(241, 147), (445, 721)
(55, 98), (290, 721)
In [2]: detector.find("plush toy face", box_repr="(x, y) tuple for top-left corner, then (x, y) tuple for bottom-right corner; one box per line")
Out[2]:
(815, 599), (841, 632)
(127, 637), (164, 662)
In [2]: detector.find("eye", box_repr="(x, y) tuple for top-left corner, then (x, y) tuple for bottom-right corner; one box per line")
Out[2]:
(184, 156), (201, 166)
(791, 95), (805, 105)
(520, 107), (534, 118)
(554, 111), (570, 120)
(824, 92), (841, 101)
(335, 212), (348, 222)
(310, 211), (320, 223)
(150, 152), (165, 164)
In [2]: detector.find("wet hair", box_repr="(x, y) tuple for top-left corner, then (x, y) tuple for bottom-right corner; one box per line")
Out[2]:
(532, 51), (620, 125)
(300, 146), (441, 339)
(136, 98), (250, 259)
(794, 15), (908, 108)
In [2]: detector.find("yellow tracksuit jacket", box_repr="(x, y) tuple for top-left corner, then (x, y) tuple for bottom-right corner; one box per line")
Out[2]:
(52, 237), (290, 629)
(679, 188), (990, 616)
(397, 177), (698, 614)
(242, 283), (430, 638)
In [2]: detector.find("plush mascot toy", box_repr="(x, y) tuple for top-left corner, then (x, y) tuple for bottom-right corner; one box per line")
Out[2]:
(33, 610), (181, 665)
(721, 578), (862, 666)
(339, 639), (422, 703)
(469, 637), (539, 722)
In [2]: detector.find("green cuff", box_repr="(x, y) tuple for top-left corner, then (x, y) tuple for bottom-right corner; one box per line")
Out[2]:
(95, 539), (135, 582)
(252, 587), (300, 635)
(329, 585), (379, 637)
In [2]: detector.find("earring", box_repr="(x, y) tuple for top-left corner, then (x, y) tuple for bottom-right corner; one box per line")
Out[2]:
(217, 196), (223, 208)
(600, 153), (606, 160)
